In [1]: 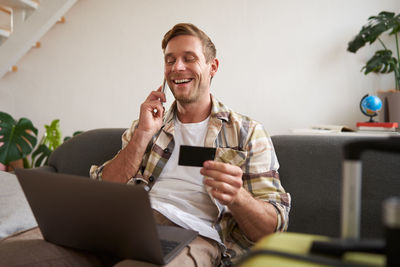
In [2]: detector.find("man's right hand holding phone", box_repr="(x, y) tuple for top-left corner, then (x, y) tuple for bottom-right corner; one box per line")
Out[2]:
(101, 84), (166, 184)
(137, 85), (166, 138)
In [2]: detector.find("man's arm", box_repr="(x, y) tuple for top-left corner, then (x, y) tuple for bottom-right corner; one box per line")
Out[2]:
(100, 88), (166, 183)
(101, 129), (154, 183)
(201, 122), (290, 242)
(230, 188), (278, 241)
(201, 161), (277, 242)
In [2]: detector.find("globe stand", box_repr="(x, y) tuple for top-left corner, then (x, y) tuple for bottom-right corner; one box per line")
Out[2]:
(359, 94), (379, 123)
(365, 114), (377, 123)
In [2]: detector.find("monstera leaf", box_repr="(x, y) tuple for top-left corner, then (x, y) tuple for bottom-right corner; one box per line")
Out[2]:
(347, 11), (400, 53)
(0, 112), (38, 165)
(362, 50), (398, 75)
(347, 11), (400, 90)
(31, 144), (52, 167)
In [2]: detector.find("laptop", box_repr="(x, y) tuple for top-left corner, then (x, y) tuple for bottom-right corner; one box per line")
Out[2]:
(15, 169), (198, 265)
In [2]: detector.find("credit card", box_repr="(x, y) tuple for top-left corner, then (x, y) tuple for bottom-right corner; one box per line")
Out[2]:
(178, 145), (216, 167)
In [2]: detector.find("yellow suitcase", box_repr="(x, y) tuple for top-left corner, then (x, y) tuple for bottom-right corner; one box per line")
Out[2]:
(237, 232), (385, 267)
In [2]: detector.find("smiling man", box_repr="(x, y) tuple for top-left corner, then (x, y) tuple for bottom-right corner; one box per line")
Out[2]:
(91, 23), (291, 266)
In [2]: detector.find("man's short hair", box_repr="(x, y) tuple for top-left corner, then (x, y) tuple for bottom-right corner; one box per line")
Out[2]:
(162, 23), (217, 63)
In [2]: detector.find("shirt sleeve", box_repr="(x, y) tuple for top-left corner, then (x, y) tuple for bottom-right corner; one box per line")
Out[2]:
(242, 123), (291, 232)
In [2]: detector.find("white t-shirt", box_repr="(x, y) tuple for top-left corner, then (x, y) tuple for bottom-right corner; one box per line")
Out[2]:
(149, 116), (221, 243)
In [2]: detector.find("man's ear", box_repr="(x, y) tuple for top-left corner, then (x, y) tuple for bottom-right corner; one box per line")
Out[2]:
(210, 58), (219, 78)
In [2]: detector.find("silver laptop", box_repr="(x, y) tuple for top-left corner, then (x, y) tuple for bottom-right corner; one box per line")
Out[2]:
(15, 169), (198, 265)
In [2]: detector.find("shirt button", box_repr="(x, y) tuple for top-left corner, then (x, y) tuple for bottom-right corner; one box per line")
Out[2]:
(163, 148), (170, 154)
(149, 176), (155, 182)
(135, 179), (142, 184)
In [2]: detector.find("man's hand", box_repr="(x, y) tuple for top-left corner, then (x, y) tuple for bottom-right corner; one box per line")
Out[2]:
(201, 161), (244, 206)
(201, 160), (278, 242)
(101, 85), (165, 184)
(137, 86), (166, 137)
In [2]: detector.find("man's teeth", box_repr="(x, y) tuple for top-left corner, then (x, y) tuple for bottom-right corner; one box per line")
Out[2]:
(174, 79), (191, 84)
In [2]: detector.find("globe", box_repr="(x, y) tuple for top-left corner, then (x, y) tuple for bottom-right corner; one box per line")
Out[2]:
(360, 95), (382, 122)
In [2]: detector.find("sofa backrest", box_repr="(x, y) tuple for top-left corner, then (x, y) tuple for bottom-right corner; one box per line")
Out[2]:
(47, 129), (400, 239)
(271, 134), (400, 239)
(48, 128), (126, 177)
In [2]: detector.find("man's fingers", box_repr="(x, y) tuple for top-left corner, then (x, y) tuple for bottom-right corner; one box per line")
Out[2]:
(145, 90), (166, 103)
(141, 100), (164, 118)
(202, 160), (242, 177)
(204, 177), (237, 195)
(210, 189), (233, 205)
(201, 169), (242, 188)
(201, 162), (243, 188)
(150, 102), (164, 117)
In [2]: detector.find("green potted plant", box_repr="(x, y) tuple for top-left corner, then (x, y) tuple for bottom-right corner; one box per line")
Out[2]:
(30, 119), (62, 167)
(1, 112), (83, 171)
(347, 11), (400, 124)
(0, 112), (38, 171)
(29, 119), (82, 167)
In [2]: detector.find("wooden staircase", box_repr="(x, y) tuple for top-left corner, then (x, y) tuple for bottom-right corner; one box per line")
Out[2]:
(0, 0), (77, 79)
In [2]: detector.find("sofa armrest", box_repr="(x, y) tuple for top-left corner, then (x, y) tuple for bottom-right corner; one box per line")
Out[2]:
(32, 165), (56, 173)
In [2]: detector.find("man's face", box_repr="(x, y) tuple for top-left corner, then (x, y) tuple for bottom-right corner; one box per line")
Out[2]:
(164, 35), (218, 104)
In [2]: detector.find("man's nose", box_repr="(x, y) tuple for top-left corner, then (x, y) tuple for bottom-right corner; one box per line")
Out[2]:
(172, 59), (186, 71)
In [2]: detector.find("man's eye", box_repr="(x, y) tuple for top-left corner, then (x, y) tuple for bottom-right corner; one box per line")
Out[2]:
(165, 58), (175, 65)
(185, 56), (196, 62)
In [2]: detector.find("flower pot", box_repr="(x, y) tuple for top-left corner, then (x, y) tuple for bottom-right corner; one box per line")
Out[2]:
(6, 159), (24, 172)
(387, 91), (400, 125)
(377, 91), (392, 122)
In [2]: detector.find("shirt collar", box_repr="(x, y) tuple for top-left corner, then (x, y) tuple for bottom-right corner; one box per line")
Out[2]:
(163, 94), (230, 128)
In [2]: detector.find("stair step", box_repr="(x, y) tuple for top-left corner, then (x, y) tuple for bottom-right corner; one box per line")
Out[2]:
(0, 5), (12, 37)
(0, 0), (39, 9)
(0, 0), (77, 79)
(0, 28), (10, 37)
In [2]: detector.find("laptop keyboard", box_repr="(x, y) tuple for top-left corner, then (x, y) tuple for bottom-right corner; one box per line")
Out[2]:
(161, 239), (180, 255)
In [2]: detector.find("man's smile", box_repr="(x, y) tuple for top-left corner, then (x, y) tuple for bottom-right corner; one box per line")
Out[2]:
(173, 78), (193, 84)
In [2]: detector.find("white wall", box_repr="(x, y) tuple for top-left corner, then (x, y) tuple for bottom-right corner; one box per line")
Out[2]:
(0, 0), (399, 138)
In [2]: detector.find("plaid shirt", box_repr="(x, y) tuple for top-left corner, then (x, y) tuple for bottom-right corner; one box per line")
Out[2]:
(90, 95), (291, 264)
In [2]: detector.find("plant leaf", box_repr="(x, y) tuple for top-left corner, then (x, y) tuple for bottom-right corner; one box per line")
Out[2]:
(0, 112), (38, 165)
(362, 50), (397, 75)
(31, 144), (52, 167)
(347, 11), (400, 53)
(42, 119), (62, 151)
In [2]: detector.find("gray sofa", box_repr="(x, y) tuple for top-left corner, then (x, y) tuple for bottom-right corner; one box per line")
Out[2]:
(33, 129), (400, 239)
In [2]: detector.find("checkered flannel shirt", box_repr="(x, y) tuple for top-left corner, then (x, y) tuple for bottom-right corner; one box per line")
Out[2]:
(90, 95), (291, 263)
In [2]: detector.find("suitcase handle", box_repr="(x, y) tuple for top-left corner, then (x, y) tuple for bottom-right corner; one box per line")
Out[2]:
(341, 136), (400, 240)
(343, 137), (400, 160)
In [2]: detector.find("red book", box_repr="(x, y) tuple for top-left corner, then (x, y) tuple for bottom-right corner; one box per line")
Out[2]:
(356, 122), (398, 128)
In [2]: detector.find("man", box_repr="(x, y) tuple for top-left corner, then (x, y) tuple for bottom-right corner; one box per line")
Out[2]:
(90, 23), (290, 266)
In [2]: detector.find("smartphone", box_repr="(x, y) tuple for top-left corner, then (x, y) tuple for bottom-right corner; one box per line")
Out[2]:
(162, 79), (167, 94)
(154, 79), (167, 116)
(161, 79), (167, 108)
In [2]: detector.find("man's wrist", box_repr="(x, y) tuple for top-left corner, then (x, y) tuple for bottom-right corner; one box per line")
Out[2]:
(133, 128), (156, 143)
(228, 187), (250, 209)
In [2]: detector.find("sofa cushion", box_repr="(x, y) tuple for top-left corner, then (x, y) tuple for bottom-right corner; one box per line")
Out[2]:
(0, 171), (37, 239)
(48, 128), (126, 177)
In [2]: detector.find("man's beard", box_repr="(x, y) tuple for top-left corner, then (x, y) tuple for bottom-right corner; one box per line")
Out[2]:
(171, 85), (201, 104)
